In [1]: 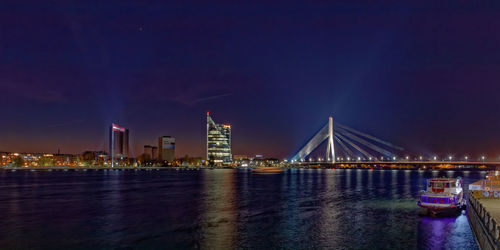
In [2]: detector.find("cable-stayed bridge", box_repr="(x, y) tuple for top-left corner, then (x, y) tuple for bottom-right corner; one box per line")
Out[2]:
(290, 116), (500, 167)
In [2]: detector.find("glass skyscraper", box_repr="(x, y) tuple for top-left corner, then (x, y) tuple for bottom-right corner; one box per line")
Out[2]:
(206, 112), (232, 165)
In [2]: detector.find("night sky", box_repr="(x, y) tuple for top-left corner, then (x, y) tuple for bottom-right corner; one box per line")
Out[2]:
(1, 1), (500, 159)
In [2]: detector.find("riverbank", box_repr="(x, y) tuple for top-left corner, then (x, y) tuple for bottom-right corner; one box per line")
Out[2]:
(0, 165), (494, 171)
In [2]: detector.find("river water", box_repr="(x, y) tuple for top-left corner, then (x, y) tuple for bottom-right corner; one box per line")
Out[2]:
(0, 169), (483, 249)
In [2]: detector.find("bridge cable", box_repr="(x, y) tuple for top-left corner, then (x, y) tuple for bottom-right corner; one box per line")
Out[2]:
(336, 133), (375, 160)
(336, 123), (404, 151)
(291, 123), (329, 161)
(334, 135), (355, 158)
(336, 128), (396, 158)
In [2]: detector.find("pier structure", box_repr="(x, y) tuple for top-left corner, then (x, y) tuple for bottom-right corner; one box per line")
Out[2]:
(468, 173), (500, 250)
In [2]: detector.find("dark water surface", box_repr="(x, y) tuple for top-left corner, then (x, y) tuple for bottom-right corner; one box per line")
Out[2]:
(0, 169), (483, 249)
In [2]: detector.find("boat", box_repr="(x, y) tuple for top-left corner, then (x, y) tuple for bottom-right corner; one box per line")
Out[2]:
(251, 167), (284, 174)
(418, 177), (466, 216)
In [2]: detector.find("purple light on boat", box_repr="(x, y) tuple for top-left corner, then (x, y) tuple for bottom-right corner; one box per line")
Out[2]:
(420, 196), (453, 204)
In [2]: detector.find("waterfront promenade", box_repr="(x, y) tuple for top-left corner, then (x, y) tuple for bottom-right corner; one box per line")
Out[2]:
(468, 174), (500, 250)
(481, 200), (500, 222)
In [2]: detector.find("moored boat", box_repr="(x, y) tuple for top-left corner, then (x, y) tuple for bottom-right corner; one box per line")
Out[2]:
(251, 167), (284, 174)
(418, 177), (466, 216)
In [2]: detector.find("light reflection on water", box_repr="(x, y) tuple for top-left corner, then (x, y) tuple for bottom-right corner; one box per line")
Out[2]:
(0, 169), (480, 249)
(201, 169), (237, 249)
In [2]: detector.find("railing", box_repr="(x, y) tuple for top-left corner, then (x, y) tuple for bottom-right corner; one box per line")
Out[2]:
(469, 190), (500, 242)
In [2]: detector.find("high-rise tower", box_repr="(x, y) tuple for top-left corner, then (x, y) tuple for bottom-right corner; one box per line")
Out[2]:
(109, 123), (129, 167)
(158, 136), (175, 162)
(206, 112), (232, 165)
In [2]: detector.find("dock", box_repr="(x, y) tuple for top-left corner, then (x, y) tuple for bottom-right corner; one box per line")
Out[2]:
(468, 172), (500, 250)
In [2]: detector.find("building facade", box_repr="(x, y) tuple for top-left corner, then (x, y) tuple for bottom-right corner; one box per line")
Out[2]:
(158, 136), (175, 162)
(109, 123), (129, 159)
(206, 112), (232, 165)
(143, 145), (154, 161)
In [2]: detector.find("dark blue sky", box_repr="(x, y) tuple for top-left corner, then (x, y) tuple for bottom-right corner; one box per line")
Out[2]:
(1, 1), (500, 159)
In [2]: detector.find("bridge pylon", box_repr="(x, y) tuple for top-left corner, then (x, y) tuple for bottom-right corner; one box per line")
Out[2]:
(326, 116), (335, 163)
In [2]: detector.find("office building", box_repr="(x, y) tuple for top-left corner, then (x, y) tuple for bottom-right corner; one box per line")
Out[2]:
(152, 146), (158, 160)
(109, 123), (129, 159)
(158, 136), (175, 162)
(143, 145), (156, 161)
(144, 145), (158, 160)
(206, 112), (232, 164)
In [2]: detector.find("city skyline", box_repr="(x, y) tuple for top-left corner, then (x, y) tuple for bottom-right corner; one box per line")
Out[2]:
(2, 2), (500, 250)
(1, 1), (500, 158)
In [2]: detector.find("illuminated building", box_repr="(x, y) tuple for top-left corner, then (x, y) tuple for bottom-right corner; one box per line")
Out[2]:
(233, 155), (249, 161)
(109, 123), (129, 166)
(206, 112), (232, 165)
(158, 136), (175, 162)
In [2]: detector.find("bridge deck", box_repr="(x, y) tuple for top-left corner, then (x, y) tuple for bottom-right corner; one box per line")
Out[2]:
(298, 161), (500, 166)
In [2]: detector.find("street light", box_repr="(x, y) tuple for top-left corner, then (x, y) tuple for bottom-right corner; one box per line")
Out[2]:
(419, 156), (423, 161)
(433, 156), (437, 161)
(482, 156), (486, 162)
(448, 156), (452, 161)
(465, 156), (468, 161)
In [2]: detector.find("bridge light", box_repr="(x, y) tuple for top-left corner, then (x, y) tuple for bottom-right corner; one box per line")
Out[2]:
(347, 157), (351, 161)
(392, 156), (396, 161)
(465, 156), (468, 161)
(419, 156), (423, 161)
(482, 156), (486, 161)
(357, 157), (361, 161)
(433, 156), (437, 161)
(405, 156), (409, 160)
(369, 157), (372, 161)
(448, 156), (452, 161)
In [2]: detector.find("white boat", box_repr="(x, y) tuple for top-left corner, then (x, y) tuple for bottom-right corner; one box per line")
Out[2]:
(418, 177), (465, 216)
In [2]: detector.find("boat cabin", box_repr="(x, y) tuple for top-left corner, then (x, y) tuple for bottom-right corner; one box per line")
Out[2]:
(426, 178), (461, 193)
